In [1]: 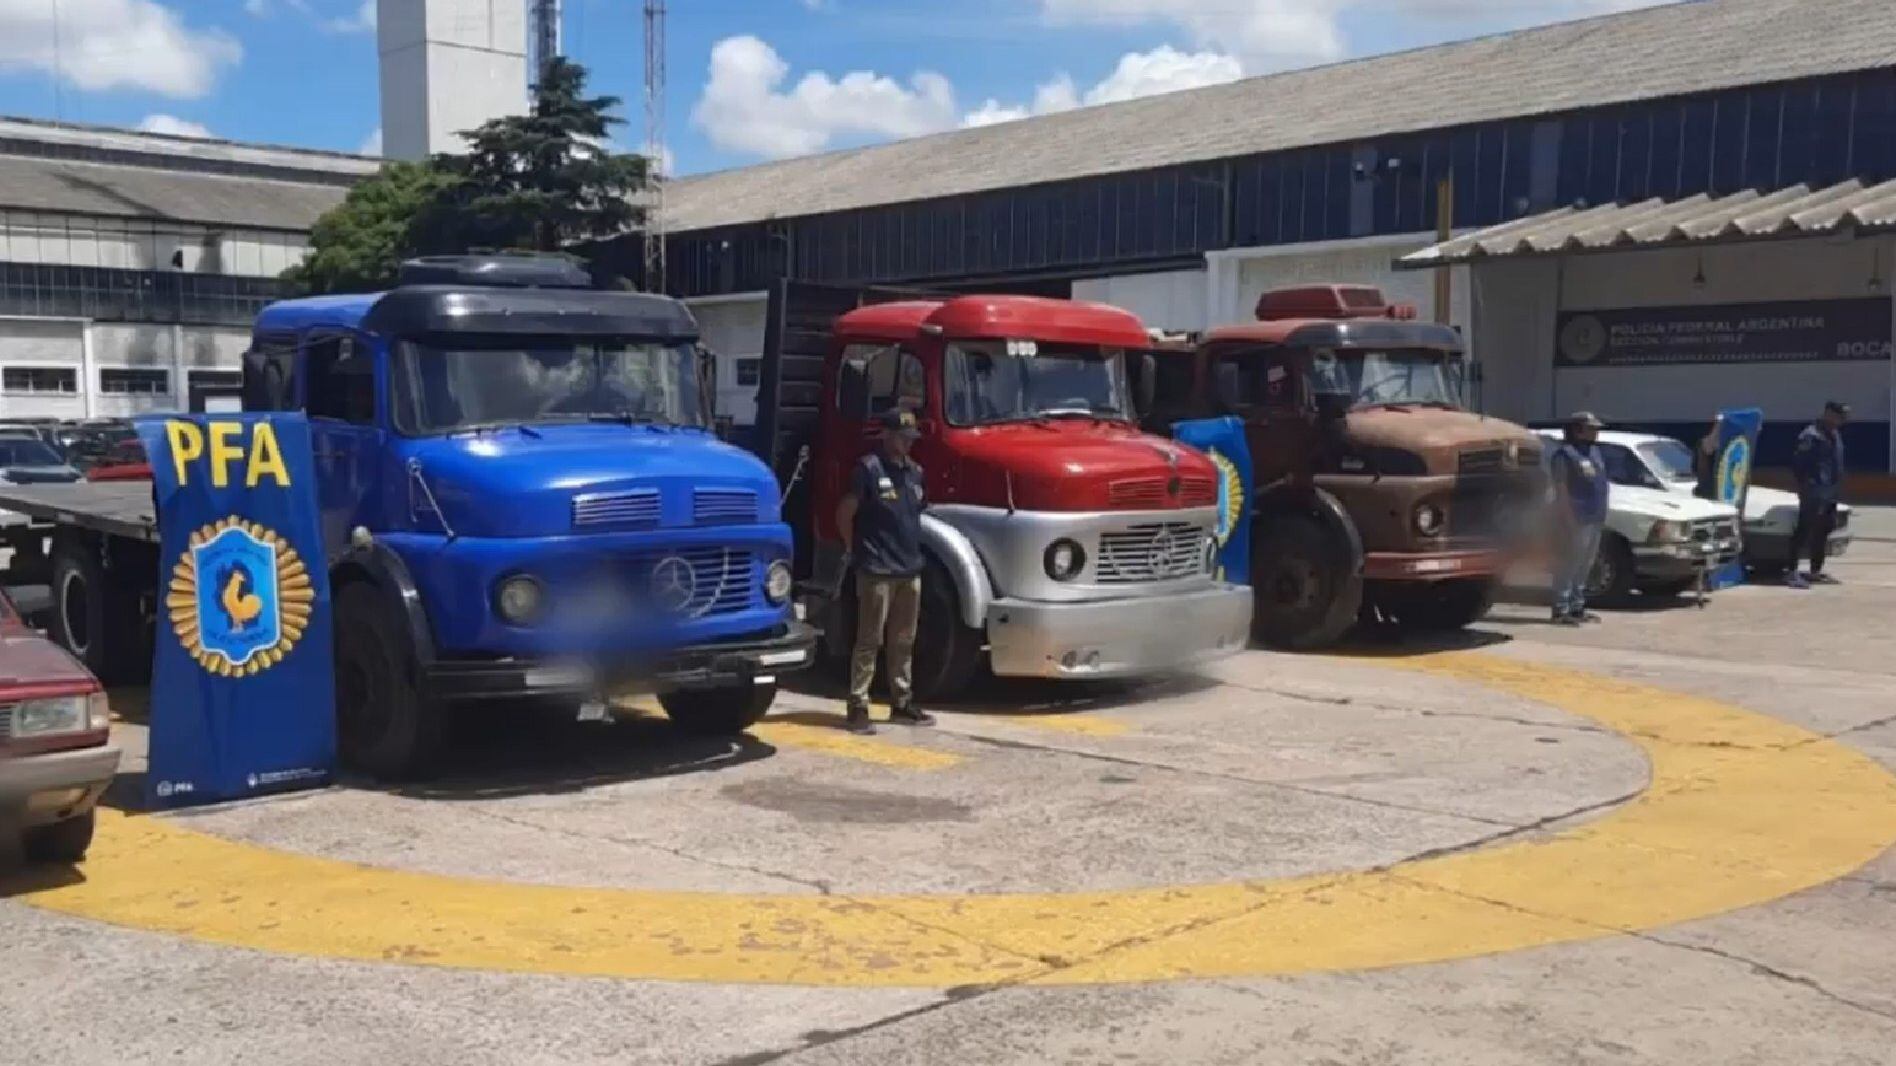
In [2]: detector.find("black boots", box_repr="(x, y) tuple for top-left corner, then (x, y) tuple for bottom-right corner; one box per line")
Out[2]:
(844, 702), (877, 735)
(889, 703), (935, 727)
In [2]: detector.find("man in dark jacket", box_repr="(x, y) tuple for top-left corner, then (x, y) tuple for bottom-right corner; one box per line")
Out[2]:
(1548, 411), (1611, 625)
(834, 408), (937, 735)
(1786, 401), (1849, 589)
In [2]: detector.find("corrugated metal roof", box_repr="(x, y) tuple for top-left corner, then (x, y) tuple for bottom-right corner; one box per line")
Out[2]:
(663, 0), (1896, 233)
(1396, 178), (1896, 267)
(0, 153), (350, 231)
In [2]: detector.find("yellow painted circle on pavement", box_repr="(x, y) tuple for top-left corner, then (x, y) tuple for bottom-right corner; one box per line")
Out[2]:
(10, 652), (1896, 986)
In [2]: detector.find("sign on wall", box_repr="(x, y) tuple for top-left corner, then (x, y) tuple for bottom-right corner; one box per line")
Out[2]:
(134, 413), (336, 810)
(1556, 298), (1893, 367)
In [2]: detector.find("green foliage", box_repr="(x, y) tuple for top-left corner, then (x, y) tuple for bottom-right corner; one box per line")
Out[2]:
(286, 58), (651, 294)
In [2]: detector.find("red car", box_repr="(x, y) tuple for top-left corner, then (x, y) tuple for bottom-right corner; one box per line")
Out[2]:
(0, 588), (119, 863)
(85, 439), (152, 482)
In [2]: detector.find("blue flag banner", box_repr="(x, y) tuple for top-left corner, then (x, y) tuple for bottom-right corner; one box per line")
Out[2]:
(1171, 416), (1253, 585)
(1710, 407), (1764, 590)
(134, 414), (336, 809)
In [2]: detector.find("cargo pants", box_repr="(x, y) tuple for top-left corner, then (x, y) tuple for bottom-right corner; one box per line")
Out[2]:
(849, 574), (922, 710)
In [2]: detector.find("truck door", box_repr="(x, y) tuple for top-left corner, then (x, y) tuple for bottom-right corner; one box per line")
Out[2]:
(1210, 344), (1311, 488)
(298, 330), (381, 561)
(819, 343), (931, 546)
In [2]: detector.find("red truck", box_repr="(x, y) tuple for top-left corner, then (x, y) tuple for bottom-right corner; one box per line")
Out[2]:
(752, 282), (1252, 699)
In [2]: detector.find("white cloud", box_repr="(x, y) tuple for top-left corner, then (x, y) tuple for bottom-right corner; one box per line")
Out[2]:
(243, 0), (269, 15)
(137, 113), (212, 138)
(323, 0), (374, 34)
(357, 127), (383, 155)
(0, 0), (242, 98)
(962, 47), (1238, 129)
(692, 35), (958, 160)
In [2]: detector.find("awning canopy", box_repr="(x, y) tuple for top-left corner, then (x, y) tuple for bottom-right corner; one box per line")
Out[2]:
(1396, 178), (1896, 269)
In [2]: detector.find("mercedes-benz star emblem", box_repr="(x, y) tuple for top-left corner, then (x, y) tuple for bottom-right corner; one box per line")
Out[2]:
(1148, 529), (1185, 575)
(650, 556), (699, 614)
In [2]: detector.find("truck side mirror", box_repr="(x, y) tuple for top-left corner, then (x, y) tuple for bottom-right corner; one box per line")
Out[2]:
(695, 345), (717, 428)
(1134, 353), (1157, 416)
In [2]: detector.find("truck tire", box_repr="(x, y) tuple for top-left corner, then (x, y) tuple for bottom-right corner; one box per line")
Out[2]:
(913, 558), (982, 701)
(51, 541), (148, 684)
(333, 582), (443, 780)
(1586, 535), (1637, 607)
(1250, 514), (1362, 650)
(660, 683), (776, 736)
(1392, 578), (1495, 631)
(24, 811), (96, 864)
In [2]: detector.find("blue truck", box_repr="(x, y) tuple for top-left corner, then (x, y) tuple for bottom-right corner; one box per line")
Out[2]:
(0, 256), (817, 779)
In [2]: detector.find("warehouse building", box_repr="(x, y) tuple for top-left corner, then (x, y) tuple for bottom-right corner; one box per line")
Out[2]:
(0, 118), (374, 421)
(657, 0), (1896, 472)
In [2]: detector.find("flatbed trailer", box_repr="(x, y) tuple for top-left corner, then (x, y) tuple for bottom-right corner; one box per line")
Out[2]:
(0, 482), (161, 681)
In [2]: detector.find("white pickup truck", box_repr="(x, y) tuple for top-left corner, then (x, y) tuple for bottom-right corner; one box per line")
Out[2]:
(1534, 430), (1744, 602)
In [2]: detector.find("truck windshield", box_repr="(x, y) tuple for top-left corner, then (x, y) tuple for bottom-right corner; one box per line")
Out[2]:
(1309, 348), (1465, 408)
(1638, 439), (1699, 483)
(944, 341), (1130, 425)
(392, 337), (703, 435)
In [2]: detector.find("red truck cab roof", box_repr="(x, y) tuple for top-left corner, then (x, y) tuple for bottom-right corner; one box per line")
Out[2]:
(835, 295), (1151, 348)
(1205, 284), (1436, 347)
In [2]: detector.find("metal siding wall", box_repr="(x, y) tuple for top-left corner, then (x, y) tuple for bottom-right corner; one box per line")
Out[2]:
(667, 71), (1896, 299)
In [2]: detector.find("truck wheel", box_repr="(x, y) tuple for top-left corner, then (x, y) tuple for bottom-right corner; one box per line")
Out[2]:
(659, 683), (776, 736)
(1586, 535), (1637, 607)
(24, 811), (96, 864)
(1250, 515), (1362, 650)
(1393, 578), (1495, 631)
(913, 559), (982, 701)
(51, 542), (146, 684)
(333, 583), (443, 780)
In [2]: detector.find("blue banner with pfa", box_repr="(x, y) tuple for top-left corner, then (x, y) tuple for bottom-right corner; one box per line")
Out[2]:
(134, 414), (336, 809)
(1709, 407), (1763, 590)
(1171, 416), (1253, 585)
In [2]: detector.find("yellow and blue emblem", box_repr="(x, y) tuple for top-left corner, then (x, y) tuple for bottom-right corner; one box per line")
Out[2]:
(166, 516), (314, 677)
(1208, 448), (1246, 547)
(1716, 436), (1752, 505)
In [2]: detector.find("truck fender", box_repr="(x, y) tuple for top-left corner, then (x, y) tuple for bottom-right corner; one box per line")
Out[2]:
(1250, 483), (1366, 574)
(331, 543), (438, 666)
(919, 513), (994, 630)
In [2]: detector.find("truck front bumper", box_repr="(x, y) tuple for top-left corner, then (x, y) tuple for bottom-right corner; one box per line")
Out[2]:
(985, 584), (1252, 680)
(1363, 549), (1509, 582)
(425, 623), (820, 702)
(0, 744), (120, 829)
(1633, 538), (1742, 579)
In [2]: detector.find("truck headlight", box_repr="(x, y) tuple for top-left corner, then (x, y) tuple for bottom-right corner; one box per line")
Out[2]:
(13, 694), (99, 738)
(495, 574), (544, 624)
(1044, 539), (1086, 581)
(765, 560), (794, 605)
(1647, 520), (1687, 543)
(1413, 503), (1445, 536)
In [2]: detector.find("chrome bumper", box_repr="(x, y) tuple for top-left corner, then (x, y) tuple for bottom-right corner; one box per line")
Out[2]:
(0, 744), (120, 828)
(1633, 537), (1742, 577)
(984, 584), (1252, 680)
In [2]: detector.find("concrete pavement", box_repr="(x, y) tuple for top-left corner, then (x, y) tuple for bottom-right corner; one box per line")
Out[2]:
(3, 544), (1894, 1064)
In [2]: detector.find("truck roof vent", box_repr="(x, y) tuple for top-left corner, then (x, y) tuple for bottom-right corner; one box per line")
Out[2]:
(1254, 285), (1416, 322)
(398, 255), (593, 290)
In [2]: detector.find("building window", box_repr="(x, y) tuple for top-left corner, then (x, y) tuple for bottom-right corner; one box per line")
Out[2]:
(2, 366), (78, 395)
(100, 368), (171, 395)
(188, 369), (244, 391)
(735, 358), (761, 387)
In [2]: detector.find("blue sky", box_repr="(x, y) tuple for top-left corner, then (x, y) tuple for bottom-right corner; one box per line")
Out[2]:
(0, 0), (1666, 175)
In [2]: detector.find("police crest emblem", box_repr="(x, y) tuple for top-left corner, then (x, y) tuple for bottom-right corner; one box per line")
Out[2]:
(166, 516), (314, 676)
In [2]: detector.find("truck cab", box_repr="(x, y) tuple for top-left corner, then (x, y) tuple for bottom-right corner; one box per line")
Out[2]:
(246, 256), (815, 776)
(1149, 284), (1542, 647)
(766, 286), (1251, 697)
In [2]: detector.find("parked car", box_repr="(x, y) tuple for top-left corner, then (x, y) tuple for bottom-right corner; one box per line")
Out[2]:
(0, 437), (83, 484)
(1534, 429), (1743, 603)
(0, 421), (66, 453)
(84, 439), (152, 482)
(0, 587), (119, 863)
(55, 420), (134, 472)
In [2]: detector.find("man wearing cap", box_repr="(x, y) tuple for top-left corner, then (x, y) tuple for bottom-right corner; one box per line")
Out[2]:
(834, 408), (936, 735)
(1548, 411), (1610, 626)
(1786, 401), (1850, 588)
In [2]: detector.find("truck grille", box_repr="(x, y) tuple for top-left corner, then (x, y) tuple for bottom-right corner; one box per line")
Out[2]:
(627, 547), (754, 618)
(573, 489), (661, 529)
(1691, 517), (1740, 543)
(693, 488), (758, 525)
(0, 704), (12, 743)
(1096, 521), (1209, 584)
(1459, 448), (1506, 476)
(1107, 477), (1217, 509)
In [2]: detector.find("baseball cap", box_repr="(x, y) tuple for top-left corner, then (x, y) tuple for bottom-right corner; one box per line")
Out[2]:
(879, 408), (921, 437)
(1567, 410), (1605, 429)
(1824, 400), (1852, 417)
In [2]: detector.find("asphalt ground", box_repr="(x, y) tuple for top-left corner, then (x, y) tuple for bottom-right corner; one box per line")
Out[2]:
(3, 540), (1895, 1065)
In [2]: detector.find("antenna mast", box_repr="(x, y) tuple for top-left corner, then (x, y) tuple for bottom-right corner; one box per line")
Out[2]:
(643, 0), (667, 294)
(529, 0), (562, 81)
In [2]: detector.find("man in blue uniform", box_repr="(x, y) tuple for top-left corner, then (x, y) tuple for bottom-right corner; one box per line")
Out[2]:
(835, 409), (936, 735)
(1548, 411), (1610, 626)
(1786, 401), (1849, 589)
